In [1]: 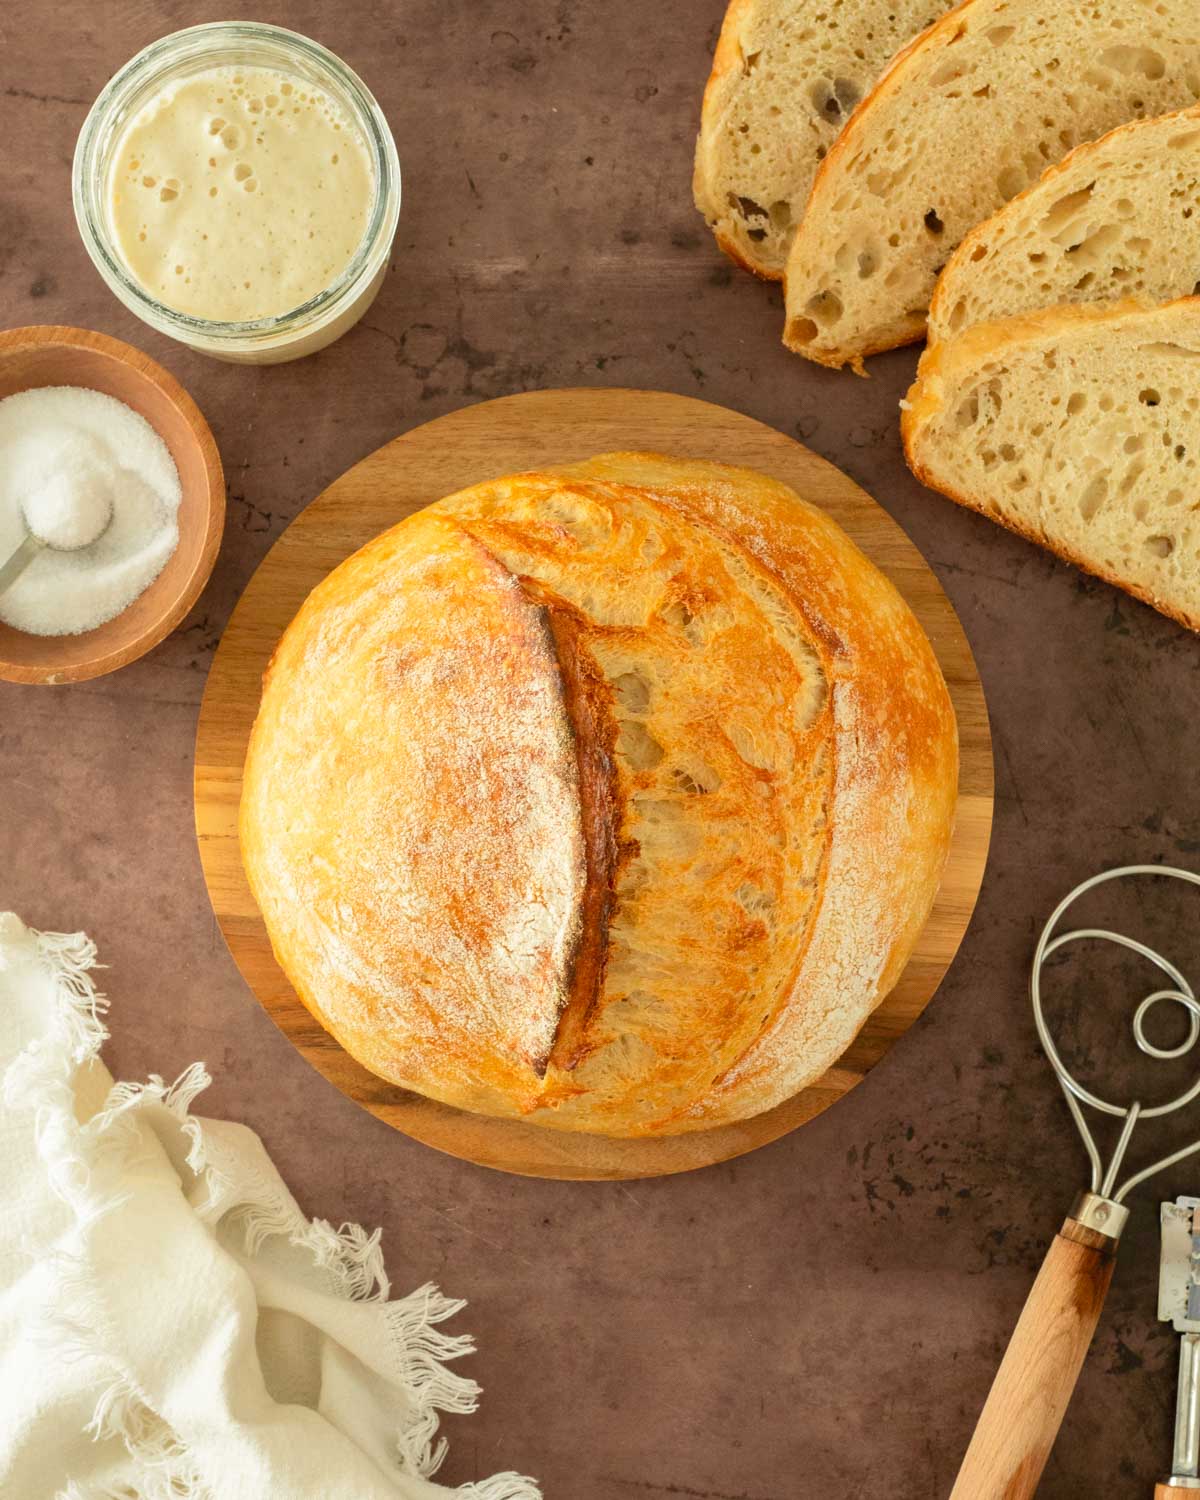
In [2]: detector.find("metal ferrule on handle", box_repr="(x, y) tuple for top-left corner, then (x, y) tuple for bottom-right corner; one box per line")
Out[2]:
(1069, 1190), (1129, 1242)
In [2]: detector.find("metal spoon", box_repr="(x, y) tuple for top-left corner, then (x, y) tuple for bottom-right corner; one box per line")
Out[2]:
(0, 496), (115, 598)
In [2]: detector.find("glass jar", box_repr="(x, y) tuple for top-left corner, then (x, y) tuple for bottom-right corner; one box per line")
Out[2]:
(73, 23), (401, 364)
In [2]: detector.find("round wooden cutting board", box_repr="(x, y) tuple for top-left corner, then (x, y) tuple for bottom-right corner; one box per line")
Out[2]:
(195, 387), (993, 1180)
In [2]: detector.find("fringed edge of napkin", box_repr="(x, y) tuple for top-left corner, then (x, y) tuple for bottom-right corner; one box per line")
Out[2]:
(4, 921), (540, 1500)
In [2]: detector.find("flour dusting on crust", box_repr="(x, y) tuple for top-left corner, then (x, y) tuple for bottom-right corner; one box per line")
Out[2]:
(240, 456), (958, 1136)
(242, 514), (586, 1098)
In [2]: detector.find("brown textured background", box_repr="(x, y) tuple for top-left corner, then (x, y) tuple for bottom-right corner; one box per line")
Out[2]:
(3, 2), (1200, 1495)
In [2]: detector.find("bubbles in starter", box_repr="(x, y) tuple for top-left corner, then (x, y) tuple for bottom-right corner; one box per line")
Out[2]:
(109, 62), (374, 321)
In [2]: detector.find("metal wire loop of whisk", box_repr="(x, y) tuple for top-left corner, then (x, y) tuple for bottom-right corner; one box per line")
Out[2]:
(1031, 864), (1200, 1205)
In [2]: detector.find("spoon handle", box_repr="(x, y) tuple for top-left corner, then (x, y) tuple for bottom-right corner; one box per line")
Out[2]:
(0, 532), (44, 597)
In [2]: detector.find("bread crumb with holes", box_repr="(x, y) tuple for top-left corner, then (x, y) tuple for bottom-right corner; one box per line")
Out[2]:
(784, 0), (1200, 368)
(903, 297), (1200, 630)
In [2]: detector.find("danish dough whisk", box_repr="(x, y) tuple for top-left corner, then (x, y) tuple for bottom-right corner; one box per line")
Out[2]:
(950, 865), (1200, 1500)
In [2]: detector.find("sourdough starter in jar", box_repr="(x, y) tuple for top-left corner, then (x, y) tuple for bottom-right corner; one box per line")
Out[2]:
(107, 67), (374, 322)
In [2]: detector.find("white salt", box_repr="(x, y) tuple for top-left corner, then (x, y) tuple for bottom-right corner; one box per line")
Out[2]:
(21, 430), (116, 550)
(0, 386), (182, 637)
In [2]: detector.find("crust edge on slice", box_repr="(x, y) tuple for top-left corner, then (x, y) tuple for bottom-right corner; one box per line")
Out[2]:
(693, 0), (786, 282)
(928, 102), (1200, 347)
(694, 0), (950, 284)
(901, 296), (1200, 633)
(782, 0), (1200, 369)
(781, 0), (976, 368)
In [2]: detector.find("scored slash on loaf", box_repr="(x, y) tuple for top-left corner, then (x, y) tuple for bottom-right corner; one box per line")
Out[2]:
(240, 453), (958, 1137)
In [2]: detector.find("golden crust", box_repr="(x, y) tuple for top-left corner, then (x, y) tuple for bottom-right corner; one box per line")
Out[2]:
(713, 225), (782, 282)
(241, 512), (590, 1112)
(241, 454), (958, 1135)
(902, 298), (1200, 633)
(781, 302), (922, 373)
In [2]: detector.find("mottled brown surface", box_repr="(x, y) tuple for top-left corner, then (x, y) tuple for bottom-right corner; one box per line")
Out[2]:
(2, 3), (1199, 1496)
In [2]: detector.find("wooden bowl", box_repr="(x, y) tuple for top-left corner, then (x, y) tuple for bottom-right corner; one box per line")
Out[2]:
(0, 325), (224, 684)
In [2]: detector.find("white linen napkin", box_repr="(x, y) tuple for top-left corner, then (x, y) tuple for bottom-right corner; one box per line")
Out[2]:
(0, 913), (540, 1500)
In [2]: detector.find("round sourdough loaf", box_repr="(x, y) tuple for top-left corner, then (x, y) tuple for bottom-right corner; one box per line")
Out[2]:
(240, 453), (958, 1136)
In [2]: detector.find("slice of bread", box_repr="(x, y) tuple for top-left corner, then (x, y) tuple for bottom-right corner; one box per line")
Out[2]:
(930, 105), (1200, 344)
(694, 0), (947, 279)
(783, 0), (1200, 370)
(901, 297), (1200, 631)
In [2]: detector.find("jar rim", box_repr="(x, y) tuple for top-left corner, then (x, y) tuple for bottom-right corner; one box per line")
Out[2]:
(72, 21), (401, 348)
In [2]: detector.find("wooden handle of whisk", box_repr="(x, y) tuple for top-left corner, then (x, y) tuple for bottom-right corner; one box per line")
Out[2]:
(948, 1213), (1119, 1500)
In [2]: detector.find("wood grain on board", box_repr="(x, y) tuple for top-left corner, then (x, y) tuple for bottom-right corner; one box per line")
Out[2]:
(194, 387), (993, 1179)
